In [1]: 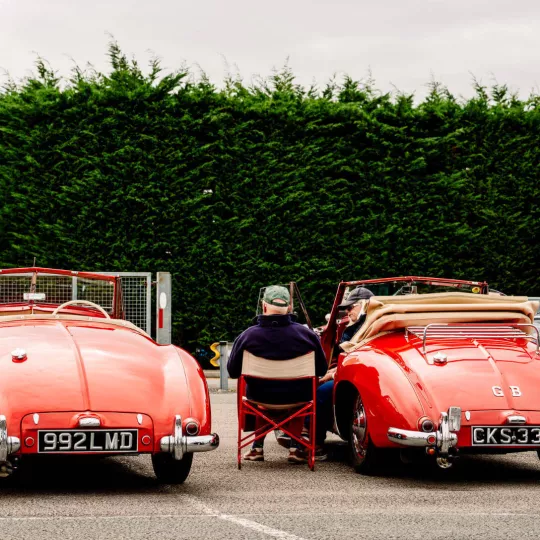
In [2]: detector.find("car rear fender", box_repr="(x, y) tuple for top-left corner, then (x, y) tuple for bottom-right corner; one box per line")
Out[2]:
(173, 346), (212, 435)
(335, 350), (425, 447)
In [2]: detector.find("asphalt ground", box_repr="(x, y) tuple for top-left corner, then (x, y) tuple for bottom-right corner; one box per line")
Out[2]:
(1, 385), (540, 540)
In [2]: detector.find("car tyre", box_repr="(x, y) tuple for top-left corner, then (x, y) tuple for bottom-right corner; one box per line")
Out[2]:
(152, 452), (193, 484)
(349, 393), (384, 475)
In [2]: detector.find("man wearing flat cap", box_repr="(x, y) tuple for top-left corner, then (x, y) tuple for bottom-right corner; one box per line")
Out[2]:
(300, 286), (374, 459)
(338, 286), (374, 344)
(227, 285), (327, 463)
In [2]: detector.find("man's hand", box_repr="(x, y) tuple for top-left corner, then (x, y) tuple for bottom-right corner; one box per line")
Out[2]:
(319, 368), (336, 384)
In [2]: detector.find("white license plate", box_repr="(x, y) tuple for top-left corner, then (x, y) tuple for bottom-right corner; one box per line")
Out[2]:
(37, 430), (138, 453)
(471, 426), (540, 446)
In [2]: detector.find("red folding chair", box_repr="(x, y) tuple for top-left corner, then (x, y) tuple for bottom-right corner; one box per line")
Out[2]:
(237, 351), (317, 471)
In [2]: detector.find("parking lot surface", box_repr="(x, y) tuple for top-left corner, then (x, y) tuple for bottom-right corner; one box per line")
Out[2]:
(1, 390), (540, 540)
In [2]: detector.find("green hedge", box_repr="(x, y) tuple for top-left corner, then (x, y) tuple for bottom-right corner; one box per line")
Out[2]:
(1, 45), (539, 351)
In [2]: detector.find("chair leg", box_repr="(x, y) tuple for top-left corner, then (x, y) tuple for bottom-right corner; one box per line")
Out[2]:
(310, 409), (316, 471)
(237, 409), (242, 470)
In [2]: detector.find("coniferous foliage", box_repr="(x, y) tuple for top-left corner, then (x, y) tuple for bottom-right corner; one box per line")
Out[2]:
(1, 44), (539, 350)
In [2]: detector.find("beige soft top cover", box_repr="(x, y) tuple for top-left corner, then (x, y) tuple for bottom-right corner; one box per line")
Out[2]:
(340, 292), (539, 352)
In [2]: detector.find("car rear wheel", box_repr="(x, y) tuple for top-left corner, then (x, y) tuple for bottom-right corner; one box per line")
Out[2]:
(152, 452), (193, 484)
(349, 393), (382, 475)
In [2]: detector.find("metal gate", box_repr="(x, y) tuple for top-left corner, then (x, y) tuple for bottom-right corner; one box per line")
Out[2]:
(100, 272), (171, 344)
(0, 270), (169, 343)
(99, 272), (152, 335)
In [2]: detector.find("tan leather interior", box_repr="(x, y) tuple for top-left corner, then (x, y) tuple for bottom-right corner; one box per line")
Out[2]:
(0, 313), (149, 337)
(340, 293), (539, 352)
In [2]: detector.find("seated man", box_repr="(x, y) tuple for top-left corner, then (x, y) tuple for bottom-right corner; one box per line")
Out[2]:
(305, 286), (374, 460)
(227, 285), (328, 463)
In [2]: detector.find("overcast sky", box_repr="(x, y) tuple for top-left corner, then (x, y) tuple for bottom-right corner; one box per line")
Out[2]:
(1, 0), (539, 100)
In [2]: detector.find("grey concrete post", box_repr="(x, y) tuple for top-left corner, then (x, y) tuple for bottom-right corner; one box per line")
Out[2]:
(219, 341), (228, 391)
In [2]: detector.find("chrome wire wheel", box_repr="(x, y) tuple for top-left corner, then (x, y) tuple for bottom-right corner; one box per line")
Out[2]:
(350, 395), (368, 464)
(349, 392), (386, 474)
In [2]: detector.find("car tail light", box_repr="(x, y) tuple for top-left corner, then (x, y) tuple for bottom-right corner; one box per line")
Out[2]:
(141, 435), (151, 446)
(184, 419), (200, 436)
(419, 418), (435, 432)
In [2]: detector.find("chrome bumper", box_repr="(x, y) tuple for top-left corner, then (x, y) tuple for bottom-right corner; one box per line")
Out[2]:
(0, 415), (20, 462)
(160, 415), (219, 460)
(388, 407), (461, 456)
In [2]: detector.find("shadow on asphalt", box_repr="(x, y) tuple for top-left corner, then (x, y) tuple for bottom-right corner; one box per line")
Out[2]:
(2, 444), (539, 494)
(327, 441), (540, 485)
(0, 455), (163, 495)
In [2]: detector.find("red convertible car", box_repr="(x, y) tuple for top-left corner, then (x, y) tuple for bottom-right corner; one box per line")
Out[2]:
(0, 267), (218, 483)
(316, 277), (540, 472)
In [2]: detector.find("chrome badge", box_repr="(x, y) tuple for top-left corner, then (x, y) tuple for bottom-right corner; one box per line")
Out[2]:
(492, 386), (522, 397)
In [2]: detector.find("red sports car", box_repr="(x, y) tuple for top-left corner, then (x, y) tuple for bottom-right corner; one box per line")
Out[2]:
(0, 267), (218, 483)
(317, 277), (539, 472)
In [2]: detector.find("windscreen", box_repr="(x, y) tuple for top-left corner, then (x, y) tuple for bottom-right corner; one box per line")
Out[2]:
(345, 280), (486, 298)
(0, 272), (116, 314)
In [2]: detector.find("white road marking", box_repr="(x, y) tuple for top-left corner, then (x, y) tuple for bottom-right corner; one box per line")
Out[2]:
(184, 495), (307, 540)
(0, 495), (307, 539)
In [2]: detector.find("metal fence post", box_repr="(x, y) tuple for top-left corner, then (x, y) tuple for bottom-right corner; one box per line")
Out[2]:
(156, 272), (172, 345)
(71, 276), (78, 301)
(219, 341), (228, 391)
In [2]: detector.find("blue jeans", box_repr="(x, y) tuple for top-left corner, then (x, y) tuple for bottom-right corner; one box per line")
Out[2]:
(304, 380), (334, 445)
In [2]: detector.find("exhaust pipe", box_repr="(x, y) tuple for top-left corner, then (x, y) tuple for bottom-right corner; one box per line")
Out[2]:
(0, 461), (13, 478)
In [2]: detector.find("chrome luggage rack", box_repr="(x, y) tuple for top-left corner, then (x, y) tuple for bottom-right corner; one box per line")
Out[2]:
(406, 323), (540, 355)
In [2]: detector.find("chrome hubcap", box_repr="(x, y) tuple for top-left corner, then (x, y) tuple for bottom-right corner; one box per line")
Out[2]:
(351, 396), (368, 461)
